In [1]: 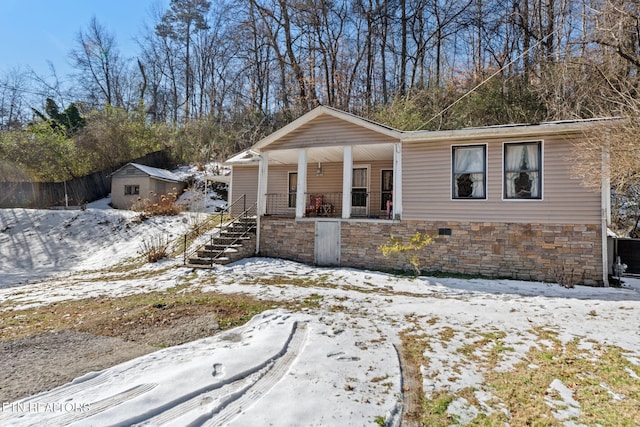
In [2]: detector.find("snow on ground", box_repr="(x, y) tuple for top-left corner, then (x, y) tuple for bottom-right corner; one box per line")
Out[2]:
(0, 166), (227, 290)
(1, 200), (640, 426)
(173, 164), (229, 214)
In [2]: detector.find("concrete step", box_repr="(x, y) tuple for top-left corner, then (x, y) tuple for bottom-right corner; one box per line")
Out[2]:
(212, 235), (252, 244)
(186, 220), (257, 268)
(198, 247), (239, 258)
(227, 227), (256, 235)
(189, 256), (233, 265)
(203, 243), (243, 251)
(188, 257), (217, 266)
(221, 231), (252, 238)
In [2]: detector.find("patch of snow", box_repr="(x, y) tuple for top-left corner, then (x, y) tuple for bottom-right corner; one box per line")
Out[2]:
(446, 397), (479, 425)
(545, 378), (581, 422)
(2, 194), (640, 425)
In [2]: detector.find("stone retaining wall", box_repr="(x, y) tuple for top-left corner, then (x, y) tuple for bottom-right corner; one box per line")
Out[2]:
(259, 217), (603, 285)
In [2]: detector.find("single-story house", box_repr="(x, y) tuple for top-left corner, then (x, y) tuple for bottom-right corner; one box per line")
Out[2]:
(226, 106), (613, 286)
(110, 163), (187, 210)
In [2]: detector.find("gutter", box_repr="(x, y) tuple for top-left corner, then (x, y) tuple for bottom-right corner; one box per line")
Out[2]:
(401, 119), (616, 144)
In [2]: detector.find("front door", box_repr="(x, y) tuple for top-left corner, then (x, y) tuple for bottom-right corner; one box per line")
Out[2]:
(381, 169), (393, 218)
(315, 220), (340, 266)
(288, 172), (297, 208)
(351, 167), (368, 217)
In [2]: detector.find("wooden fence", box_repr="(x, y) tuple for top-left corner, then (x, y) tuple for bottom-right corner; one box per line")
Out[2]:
(0, 151), (174, 208)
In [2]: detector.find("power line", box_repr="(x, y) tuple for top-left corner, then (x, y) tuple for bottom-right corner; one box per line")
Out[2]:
(414, 30), (558, 131)
(0, 81), (57, 99)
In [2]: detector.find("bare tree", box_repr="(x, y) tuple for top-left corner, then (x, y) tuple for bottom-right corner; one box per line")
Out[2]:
(0, 68), (29, 129)
(156, 0), (211, 122)
(70, 17), (129, 108)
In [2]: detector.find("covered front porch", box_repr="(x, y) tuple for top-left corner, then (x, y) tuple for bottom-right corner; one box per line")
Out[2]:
(257, 143), (402, 220)
(265, 191), (391, 218)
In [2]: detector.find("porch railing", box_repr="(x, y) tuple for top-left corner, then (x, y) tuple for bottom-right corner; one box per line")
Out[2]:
(264, 191), (393, 219)
(265, 193), (295, 217)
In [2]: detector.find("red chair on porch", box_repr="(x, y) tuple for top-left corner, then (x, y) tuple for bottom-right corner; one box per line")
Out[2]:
(306, 194), (323, 216)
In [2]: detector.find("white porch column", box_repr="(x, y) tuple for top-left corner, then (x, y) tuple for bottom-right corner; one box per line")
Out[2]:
(392, 143), (402, 219)
(296, 148), (307, 218)
(601, 142), (610, 287)
(342, 145), (353, 219)
(257, 152), (269, 216)
(255, 152), (269, 255)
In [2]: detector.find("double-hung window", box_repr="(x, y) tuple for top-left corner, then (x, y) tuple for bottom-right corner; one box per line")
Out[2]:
(504, 142), (542, 199)
(452, 145), (486, 199)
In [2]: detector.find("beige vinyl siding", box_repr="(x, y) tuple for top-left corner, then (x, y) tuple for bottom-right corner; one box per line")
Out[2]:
(230, 165), (259, 216)
(268, 115), (398, 150)
(265, 161), (394, 195)
(403, 135), (601, 224)
(266, 163), (344, 213)
(266, 161), (393, 215)
(265, 165), (298, 214)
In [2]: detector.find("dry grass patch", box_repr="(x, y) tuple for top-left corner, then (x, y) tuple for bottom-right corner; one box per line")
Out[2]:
(237, 275), (338, 289)
(0, 289), (285, 346)
(483, 332), (640, 426)
(438, 326), (456, 346)
(398, 319), (640, 426)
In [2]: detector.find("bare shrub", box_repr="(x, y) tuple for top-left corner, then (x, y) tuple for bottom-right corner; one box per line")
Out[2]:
(139, 233), (170, 263)
(553, 262), (579, 288)
(132, 189), (183, 217)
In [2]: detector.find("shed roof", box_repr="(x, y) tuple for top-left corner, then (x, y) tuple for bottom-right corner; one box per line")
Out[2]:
(113, 163), (184, 183)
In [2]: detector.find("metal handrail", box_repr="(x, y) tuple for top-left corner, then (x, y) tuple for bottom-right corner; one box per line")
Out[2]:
(182, 195), (257, 265)
(200, 205), (257, 266)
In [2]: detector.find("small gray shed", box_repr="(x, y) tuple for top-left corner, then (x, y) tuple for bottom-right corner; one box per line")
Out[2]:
(110, 163), (187, 209)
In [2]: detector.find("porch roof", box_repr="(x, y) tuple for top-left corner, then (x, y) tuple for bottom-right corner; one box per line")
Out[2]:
(251, 106), (403, 152)
(263, 143), (395, 165)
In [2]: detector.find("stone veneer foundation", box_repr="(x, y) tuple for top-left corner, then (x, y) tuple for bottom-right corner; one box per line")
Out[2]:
(259, 217), (603, 286)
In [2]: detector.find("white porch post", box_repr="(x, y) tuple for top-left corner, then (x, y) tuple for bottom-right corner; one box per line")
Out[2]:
(342, 145), (353, 219)
(601, 142), (610, 287)
(255, 152), (269, 255)
(392, 143), (402, 219)
(257, 152), (269, 216)
(296, 148), (307, 218)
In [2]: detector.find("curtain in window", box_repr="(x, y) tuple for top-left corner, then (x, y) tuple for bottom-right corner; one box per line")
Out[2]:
(352, 168), (367, 187)
(453, 146), (485, 198)
(505, 143), (540, 198)
(288, 173), (297, 208)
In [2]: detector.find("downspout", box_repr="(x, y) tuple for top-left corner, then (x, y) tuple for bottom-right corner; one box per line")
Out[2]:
(601, 141), (610, 287)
